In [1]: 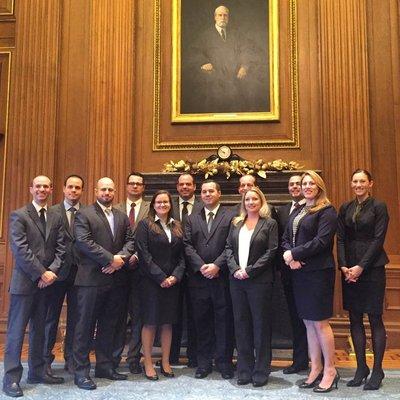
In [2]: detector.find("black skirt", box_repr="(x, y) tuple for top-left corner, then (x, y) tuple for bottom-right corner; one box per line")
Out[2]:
(292, 268), (335, 321)
(342, 265), (386, 314)
(139, 276), (180, 325)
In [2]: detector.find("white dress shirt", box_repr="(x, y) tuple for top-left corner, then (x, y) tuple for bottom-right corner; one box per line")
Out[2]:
(238, 225), (254, 270)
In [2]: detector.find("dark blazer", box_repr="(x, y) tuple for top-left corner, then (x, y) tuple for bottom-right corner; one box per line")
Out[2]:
(49, 202), (82, 281)
(8, 203), (65, 295)
(136, 218), (185, 284)
(226, 217), (278, 283)
(282, 205), (337, 272)
(184, 205), (234, 287)
(276, 203), (293, 277)
(337, 197), (389, 270)
(114, 199), (150, 233)
(74, 202), (135, 286)
(171, 197), (203, 222)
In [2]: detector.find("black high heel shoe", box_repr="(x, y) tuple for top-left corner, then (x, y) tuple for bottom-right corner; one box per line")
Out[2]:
(143, 365), (159, 381)
(160, 364), (175, 378)
(313, 371), (340, 393)
(363, 370), (384, 390)
(298, 372), (323, 389)
(347, 366), (370, 387)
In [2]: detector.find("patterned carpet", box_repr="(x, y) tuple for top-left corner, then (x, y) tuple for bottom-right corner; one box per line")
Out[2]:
(0, 364), (399, 400)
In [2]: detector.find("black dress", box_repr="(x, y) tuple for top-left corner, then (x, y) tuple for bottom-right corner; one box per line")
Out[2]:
(337, 197), (389, 314)
(282, 205), (337, 321)
(136, 218), (185, 325)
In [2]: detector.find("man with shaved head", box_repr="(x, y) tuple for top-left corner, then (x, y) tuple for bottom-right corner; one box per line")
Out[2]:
(72, 177), (135, 390)
(3, 175), (66, 397)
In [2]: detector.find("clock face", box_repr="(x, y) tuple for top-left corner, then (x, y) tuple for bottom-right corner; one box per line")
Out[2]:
(217, 145), (232, 160)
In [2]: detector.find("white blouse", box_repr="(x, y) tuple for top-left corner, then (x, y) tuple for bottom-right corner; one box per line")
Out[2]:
(238, 225), (254, 270)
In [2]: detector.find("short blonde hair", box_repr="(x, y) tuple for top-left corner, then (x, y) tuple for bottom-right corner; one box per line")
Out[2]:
(302, 170), (331, 213)
(233, 186), (271, 225)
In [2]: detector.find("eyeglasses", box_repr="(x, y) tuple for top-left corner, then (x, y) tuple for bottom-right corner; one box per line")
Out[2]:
(128, 182), (144, 186)
(155, 201), (170, 205)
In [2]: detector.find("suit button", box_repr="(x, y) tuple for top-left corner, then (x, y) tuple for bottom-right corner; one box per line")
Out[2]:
(205, 244), (208, 247)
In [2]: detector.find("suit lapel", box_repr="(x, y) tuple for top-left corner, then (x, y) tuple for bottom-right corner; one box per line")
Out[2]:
(207, 207), (224, 240)
(199, 210), (209, 240)
(94, 203), (114, 240)
(27, 203), (45, 239)
(249, 218), (265, 249)
(60, 202), (74, 239)
(136, 202), (147, 224)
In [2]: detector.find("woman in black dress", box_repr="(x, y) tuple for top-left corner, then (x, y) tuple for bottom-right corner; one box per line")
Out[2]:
(282, 171), (338, 393)
(337, 169), (389, 390)
(226, 187), (278, 387)
(136, 190), (185, 380)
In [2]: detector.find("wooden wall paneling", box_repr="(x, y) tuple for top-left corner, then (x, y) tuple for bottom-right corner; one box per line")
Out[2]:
(1, 0), (62, 318)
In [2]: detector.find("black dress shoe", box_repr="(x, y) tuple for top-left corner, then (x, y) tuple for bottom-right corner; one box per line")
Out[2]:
(237, 377), (251, 385)
(298, 372), (323, 388)
(27, 374), (64, 384)
(3, 382), (23, 398)
(129, 363), (143, 375)
(195, 367), (212, 379)
(160, 364), (175, 378)
(283, 364), (309, 374)
(95, 370), (127, 380)
(74, 376), (97, 390)
(252, 377), (268, 387)
(221, 370), (234, 379)
(363, 370), (384, 390)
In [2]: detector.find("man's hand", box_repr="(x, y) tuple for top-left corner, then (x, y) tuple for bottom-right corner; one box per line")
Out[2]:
(283, 250), (293, 265)
(110, 255), (125, 270)
(160, 276), (178, 288)
(128, 254), (139, 270)
(289, 260), (302, 270)
(346, 265), (364, 283)
(201, 63), (214, 73)
(41, 270), (57, 285)
(200, 263), (220, 279)
(233, 269), (249, 280)
(237, 66), (247, 79)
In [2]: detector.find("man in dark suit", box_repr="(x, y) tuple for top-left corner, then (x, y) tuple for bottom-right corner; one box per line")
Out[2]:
(231, 174), (258, 215)
(169, 173), (202, 367)
(3, 175), (66, 398)
(276, 175), (308, 374)
(73, 177), (135, 390)
(43, 174), (84, 376)
(184, 180), (235, 379)
(113, 172), (149, 374)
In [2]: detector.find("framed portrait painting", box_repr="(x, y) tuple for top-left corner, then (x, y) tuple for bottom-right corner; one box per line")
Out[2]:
(171, 0), (279, 123)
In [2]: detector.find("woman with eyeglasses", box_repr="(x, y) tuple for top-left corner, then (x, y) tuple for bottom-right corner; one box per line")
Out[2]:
(135, 190), (185, 380)
(337, 169), (389, 390)
(282, 170), (338, 393)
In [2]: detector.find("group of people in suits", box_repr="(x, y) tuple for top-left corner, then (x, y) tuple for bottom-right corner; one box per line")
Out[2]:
(2, 168), (389, 397)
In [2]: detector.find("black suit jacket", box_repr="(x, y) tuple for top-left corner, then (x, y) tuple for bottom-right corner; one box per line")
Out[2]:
(282, 205), (337, 272)
(8, 203), (65, 295)
(136, 218), (185, 284)
(49, 202), (82, 281)
(226, 217), (278, 283)
(276, 202), (293, 278)
(337, 197), (389, 271)
(184, 206), (234, 287)
(171, 197), (203, 222)
(74, 202), (135, 286)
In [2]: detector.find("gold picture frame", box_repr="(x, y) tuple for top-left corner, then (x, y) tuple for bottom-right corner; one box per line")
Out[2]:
(172, 0), (279, 123)
(152, 0), (299, 151)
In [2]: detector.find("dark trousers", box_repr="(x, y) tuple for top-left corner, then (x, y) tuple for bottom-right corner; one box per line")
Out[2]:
(73, 285), (122, 378)
(43, 279), (77, 367)
(3, 291), (46, 385)
(230, 279), (273, 379)
(170, 277), (197, 363)
(112, 272), (142, 368)
(282, 277), (308, 367)
(189, 283), (234, 370)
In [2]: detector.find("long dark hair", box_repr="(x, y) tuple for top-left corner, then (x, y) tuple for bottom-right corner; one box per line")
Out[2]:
(147, 190), (182, 237)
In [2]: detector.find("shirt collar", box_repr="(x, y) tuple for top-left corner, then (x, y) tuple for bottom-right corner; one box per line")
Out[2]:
(64, 200), (80, 211)
(155, 215), (174, 225)
(97, 201), (112, 212)
(205, 204), (220, 216)
(292, 198), (306, 206)
(215, 25), (225, 35)
(179, 196), (195, 206)
(32, 200), (47, 213)
(127, 197), (143, 207)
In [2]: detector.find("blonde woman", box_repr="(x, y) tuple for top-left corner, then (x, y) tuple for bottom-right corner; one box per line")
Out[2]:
(282, 171), (338, 393)
(226, 187), (278, 387)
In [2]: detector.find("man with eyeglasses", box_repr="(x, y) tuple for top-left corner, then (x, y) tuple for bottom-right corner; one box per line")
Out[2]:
(113, 172), (150, 374)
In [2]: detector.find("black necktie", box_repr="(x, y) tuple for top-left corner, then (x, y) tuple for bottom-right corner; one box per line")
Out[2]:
(181, 201), (189, 226)
(221, 29), (226, 41)
(39, 208), (46, 234)
(69, 206), (76, 228)
(207, 211), (214, 233)
(290, 202), (300, 214)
